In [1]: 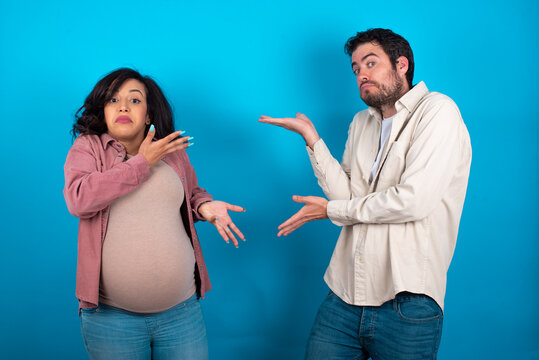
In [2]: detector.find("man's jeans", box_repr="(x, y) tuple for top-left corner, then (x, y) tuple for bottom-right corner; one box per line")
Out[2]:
(305, 291), (443, 360)
(80, 293), (208, 360)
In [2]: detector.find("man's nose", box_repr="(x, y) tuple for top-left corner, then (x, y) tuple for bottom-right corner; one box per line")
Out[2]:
(358, 69), (369, 82)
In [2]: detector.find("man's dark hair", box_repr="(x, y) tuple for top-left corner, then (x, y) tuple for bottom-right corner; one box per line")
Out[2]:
(344, 28), (414, 88)
(72, 68), (175, 140)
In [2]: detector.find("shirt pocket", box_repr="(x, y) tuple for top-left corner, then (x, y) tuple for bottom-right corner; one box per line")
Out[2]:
(378, 140), (409, 186)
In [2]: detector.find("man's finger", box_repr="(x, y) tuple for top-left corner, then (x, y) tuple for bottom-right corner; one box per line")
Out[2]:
(277, 221), (303, 237)
(292, 195), (307, 204)
(277, 209), (304, 230)
(296, 113), (309, 121)
(258, 116), (283, 125)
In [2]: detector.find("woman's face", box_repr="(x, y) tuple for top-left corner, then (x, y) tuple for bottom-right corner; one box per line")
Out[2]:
(104, 78), (150, 147)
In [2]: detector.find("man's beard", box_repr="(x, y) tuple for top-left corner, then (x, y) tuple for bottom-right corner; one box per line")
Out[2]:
(361, 71), (404, 111)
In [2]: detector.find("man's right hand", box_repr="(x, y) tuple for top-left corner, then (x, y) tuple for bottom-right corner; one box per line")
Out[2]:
(258, 112), (321, 149)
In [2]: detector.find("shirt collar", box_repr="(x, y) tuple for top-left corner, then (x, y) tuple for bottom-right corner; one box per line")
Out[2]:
(395, 81), (428, 113)
(367, 81), (429, 120)
(99, 133), (123, 152)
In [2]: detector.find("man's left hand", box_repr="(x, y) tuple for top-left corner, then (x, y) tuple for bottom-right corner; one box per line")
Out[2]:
(277, 195), (328, 237)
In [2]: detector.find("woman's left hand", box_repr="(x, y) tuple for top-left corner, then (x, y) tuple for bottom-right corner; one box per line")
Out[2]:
(198, 201), (246, 247)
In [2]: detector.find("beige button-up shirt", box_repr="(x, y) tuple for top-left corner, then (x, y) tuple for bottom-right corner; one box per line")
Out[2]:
(307, 82), (471, 311)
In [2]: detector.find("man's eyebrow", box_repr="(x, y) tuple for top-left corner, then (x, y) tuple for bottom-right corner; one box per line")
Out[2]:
(351, 53), (380, 67)
(361, 52), (379, 62)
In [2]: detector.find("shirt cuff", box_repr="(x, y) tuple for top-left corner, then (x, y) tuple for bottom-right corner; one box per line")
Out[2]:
(327, 199), (350, 226)
(128, 153), (151, 183)
(306, 138), (332, 168)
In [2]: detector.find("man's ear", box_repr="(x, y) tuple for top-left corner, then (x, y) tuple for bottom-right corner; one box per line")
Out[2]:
(395, 56), (409, 75)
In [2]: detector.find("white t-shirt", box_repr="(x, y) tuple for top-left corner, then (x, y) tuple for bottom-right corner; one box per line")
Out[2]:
(369, 115), (394, 183)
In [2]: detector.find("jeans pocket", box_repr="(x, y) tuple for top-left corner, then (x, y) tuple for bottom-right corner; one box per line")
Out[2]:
(395, 295), (442, 323)
(80, 306), (98, 316)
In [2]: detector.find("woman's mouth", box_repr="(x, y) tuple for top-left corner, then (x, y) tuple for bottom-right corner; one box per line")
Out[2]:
(115, 116), (132, 123)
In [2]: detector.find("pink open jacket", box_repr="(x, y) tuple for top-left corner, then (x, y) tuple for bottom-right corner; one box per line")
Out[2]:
(63, 133), (212, 311)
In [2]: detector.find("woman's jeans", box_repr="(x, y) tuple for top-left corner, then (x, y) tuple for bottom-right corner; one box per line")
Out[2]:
(80, 293), (208, 360)
(305, 291), (444, 360)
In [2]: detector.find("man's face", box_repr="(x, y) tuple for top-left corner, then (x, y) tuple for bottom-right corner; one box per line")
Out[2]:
(351, 42), (406, 111)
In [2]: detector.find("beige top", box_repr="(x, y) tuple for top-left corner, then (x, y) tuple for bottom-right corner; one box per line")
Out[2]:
(307, 82), (471, 311)
(99, 158), (196, 313)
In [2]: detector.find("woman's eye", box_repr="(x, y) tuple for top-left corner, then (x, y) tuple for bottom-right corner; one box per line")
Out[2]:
(130, 98), (141, 104)
(109, 98), (118, 103)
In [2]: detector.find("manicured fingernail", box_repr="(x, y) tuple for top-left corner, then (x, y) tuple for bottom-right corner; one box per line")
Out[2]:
(187, 136), (194, 141)
(179, 130), (186, 135)
(149, 125), (155, 131)
(188, 142), (195, 147)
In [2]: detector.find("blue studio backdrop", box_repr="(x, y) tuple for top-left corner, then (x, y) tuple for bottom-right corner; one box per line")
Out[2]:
(1, 0), (538, 359)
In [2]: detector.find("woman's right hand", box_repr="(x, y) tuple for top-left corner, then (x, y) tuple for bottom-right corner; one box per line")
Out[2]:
(138, 126), (192, 167)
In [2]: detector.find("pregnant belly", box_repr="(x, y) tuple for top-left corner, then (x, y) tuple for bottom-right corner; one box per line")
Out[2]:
(99, 234), (196, 313)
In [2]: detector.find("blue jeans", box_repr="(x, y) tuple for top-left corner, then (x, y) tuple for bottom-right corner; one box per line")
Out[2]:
(80, 293), (208, 360)
(305, 291), (443, 360)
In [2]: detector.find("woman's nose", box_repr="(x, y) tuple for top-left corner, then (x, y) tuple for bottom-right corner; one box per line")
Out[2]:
(119, 100), (129, 112)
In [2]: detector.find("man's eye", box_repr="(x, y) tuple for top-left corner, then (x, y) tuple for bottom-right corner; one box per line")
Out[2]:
(353, 68), (360, 75)
(367, 61), (375, 67)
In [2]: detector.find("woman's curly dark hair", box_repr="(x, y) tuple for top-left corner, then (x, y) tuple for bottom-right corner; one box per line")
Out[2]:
(72, 68), (175, 140)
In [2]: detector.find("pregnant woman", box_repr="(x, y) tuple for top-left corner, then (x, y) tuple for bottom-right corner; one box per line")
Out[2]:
(64, 68), (245, 359)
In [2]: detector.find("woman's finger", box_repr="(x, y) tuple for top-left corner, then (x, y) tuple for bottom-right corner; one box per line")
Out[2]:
(228, 222), (245, 241)
(214, 220), (230, 244)
(161, 130), (185, 144)
(223, 225), (239, 248)
(226, 203), (246, 212)
(164, 136), (190, 151)
(141, 124), (156, 145)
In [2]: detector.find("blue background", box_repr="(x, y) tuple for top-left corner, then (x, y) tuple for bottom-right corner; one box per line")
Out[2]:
(1, 0), (538, 359)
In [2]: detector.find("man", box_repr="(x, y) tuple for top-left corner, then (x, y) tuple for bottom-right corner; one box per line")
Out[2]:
(259, 28), (471, 359)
